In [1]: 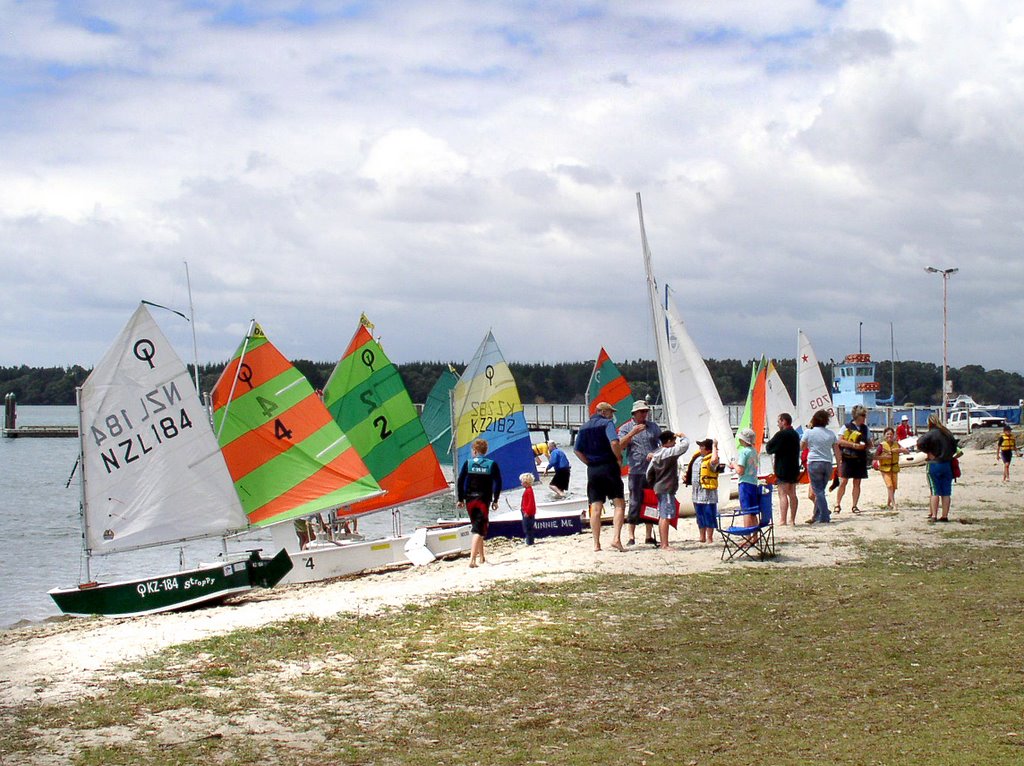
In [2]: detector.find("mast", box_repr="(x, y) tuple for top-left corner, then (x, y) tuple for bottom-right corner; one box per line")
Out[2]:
(637, 193), (672, 420)
(75, 386), (91, 584)
(184, 260), (201, 395)
(890, 321), (896, 405)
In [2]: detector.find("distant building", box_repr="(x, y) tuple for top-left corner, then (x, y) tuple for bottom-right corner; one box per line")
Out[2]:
(831, 353), (879, 410)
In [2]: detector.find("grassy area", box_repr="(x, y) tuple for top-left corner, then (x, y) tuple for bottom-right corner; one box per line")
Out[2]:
(4, 531), (1024, 765)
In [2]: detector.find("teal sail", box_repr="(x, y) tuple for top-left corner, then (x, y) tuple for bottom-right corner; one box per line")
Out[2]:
(422, 366), (459, 467)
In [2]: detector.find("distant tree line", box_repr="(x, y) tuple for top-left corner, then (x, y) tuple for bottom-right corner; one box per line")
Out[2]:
(5, 359), (1024, 408)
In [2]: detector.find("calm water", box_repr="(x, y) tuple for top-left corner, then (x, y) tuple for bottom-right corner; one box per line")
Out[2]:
(0, 406), (582, 629)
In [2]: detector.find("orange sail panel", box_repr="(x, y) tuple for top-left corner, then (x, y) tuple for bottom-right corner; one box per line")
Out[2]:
(211, 322), (382, 527)
(321, 322), (448, 515)
(750, 361), (768, 452)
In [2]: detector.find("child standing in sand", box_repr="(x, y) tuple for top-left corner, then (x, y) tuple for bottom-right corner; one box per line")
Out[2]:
(875, 427), (909, 509)
(520, 472), (537, 545)
(685, 438), (720, 543)
(645, 430), (690, 550)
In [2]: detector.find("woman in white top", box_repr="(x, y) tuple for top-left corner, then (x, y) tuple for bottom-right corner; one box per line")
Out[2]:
(800, 409), (843, 524)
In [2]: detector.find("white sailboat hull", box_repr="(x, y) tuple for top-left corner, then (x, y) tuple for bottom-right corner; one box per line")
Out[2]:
(268, 523), (472, 585)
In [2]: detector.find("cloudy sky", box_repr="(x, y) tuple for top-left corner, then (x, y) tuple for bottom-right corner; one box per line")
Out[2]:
(2, 0), (1022, 377)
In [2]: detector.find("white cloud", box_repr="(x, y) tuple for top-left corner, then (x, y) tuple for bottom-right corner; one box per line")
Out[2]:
(0, 0), (1022, 385)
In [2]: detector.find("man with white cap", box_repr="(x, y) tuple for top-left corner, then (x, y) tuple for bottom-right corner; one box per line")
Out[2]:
(896, 415), (912, 441)
(574, 402), (626, 551)
(618, 399), (663, 545)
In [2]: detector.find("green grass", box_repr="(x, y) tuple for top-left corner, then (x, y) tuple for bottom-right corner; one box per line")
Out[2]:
(4, 534), (1024, 765)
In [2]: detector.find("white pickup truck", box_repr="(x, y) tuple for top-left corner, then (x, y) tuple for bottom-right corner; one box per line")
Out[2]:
(947, 408), (1006, 433)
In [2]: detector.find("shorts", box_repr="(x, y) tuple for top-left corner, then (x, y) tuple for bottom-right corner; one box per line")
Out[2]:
(694, 502), (717, 530)
(881, 471), (898, 490)
(927, 461), (953, 497)
(550, 467), (571, 491)
(840, 458), (868, 480)
(657, 493), (677, 520)
(1001, 450), (1013, 464)
(626, 473), (646, 523)
(586, 462), (625, 504)
(774, 464), (801, 484)
(738, 482), (760, 513)
(466, 499), (489, 536)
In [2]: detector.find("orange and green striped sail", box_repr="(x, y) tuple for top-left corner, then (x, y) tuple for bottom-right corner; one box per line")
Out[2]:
(211, 322), (382, 527)
(586, 347), (636, 427)
(321, 320), (448, 515)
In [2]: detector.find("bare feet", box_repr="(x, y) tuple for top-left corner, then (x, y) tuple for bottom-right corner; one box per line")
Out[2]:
(610, 541), (626, 552)
(469, 561), (478, 568)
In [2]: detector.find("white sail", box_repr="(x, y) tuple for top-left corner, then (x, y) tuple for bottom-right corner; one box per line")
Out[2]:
(637, 192), (737, 465)
(765, 360), (796, 437)
(80, 304), (247, 555)
(795, 329), (836, 431)
(662, 296), (739, 465)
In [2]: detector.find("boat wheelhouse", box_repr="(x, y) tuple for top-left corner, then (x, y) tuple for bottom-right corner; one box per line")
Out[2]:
(831, 353), (880, 410)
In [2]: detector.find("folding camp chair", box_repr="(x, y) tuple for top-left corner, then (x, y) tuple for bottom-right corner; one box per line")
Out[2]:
(716, 484), (776, 561)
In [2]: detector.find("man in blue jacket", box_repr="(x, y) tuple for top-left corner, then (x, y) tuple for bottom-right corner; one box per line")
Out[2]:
(456, 438), (502, 568)
(574, 401), (625, 552)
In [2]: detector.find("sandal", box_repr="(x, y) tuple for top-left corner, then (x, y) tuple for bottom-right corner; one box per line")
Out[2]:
(835, 505), (842, 515)
(852, 506), (861, 514)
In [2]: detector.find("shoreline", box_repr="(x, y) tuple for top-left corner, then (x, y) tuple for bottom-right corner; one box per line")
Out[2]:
(2, 446), (1016, 708)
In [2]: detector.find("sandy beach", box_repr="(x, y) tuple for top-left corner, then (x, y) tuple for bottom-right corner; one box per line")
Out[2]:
(2, 443), (1017, 708)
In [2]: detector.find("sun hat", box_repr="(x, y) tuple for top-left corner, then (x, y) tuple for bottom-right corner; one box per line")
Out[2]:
(631, 400), (651, 413)
(594, 401), (615, 413)
(737, 428), (756, 445)
(901, 415), (909, 421)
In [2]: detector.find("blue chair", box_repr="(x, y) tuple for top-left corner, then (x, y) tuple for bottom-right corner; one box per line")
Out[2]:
(717, 484), (776, 561)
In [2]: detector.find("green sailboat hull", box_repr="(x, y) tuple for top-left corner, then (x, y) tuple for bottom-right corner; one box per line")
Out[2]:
(48, 548), (293, 618)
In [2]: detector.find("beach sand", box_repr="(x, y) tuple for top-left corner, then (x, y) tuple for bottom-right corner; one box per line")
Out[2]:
(2, 445), (1017, 708)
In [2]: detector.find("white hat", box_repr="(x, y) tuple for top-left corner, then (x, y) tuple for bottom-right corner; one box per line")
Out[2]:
(631, 400), (651, 413)
(901, 415), (909, 421)
(737, 428), (756, 445)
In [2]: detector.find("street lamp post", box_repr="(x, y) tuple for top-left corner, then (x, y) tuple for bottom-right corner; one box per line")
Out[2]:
(925, 267), (959, 421)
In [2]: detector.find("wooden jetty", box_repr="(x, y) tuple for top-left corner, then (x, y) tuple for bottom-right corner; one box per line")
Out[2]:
(2, 394), (78, 438)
